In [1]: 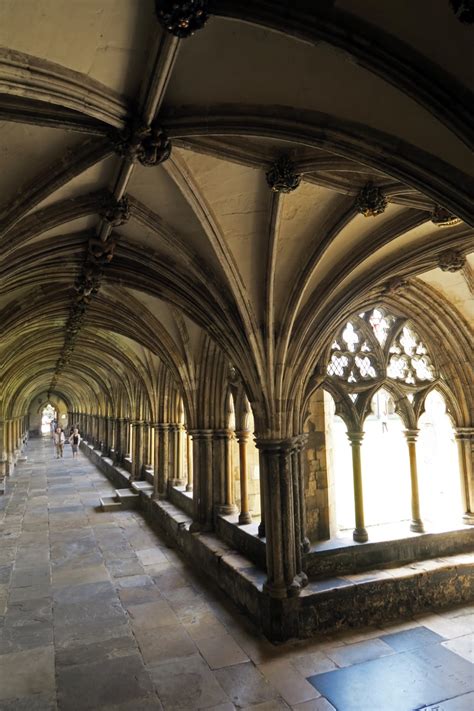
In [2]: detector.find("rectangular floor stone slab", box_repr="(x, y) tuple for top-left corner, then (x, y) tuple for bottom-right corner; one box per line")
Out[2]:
(380, 625), (445, 652)
(196, 633), (249, 669)
(0, 647), (55, 700)
(149, 654), (230, 710)
(56, 653), (155, 711)
(214, 662), (280, 708)
(324, 638), (394, 667)
(308, 644), (474, 711)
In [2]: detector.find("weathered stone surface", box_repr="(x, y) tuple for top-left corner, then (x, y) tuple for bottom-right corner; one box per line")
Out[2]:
(56, 654), (155, 711)
(149, 655), (230, 710)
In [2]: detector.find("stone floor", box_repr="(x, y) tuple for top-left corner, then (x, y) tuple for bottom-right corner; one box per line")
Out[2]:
(0, 436), (473, 711)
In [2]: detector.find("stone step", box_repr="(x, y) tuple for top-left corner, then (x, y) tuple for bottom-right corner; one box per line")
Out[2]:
(131, 481), (153, 494)
(115, 488), (139, 509)
(100, 496), (122, 512)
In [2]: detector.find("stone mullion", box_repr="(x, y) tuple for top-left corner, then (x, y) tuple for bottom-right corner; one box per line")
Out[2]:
(455, 428), (474, 524)
(347, 431), (368, 543)
(236, 430), (252, 525)
(404, 429), (424, 533)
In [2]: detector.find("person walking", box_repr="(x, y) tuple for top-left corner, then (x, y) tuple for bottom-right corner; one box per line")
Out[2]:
(53, 427), (65, 458)
(68, 428), (81, 459)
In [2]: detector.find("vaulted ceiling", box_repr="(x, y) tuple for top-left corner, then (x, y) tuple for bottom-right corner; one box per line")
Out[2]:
(1, 0), (473, 425)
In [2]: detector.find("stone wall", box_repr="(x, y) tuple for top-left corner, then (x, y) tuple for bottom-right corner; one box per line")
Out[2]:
(303, 389), (336, 541)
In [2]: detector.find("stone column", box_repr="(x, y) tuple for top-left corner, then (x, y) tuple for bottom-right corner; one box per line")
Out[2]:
(296, 435), (311, 553)
(110, 417), (117, 457)
(0, 420), (7, 490)
(95, 415), (101, 448)
(189, 429), (213, 531)
(258, 475), (266, 538)
(214, 429), (238, 516)
(404, 429), (424, 532)
(256, 438), (308, 599)
(142, 422), (151, 467)
(156, 424), (170, 496)
(152, 423), (160, 498)
(114, 418), (122, 462)
(347, 431), (368, 542)
(7, 420), (15, 475)
(186, 432), (193, 492)
(124, 418), (132, 459)
(236, 430), (252, 524)
(131, 421), (144, 480)
(169, 424), (185, 487)
(455, 428), (474, 524)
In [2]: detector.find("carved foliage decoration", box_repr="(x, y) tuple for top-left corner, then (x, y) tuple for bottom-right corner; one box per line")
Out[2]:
(266, 156), (301, 193)
(100, 195), (130, 227)
(355, 182), (387, 217)
(450, 0), (474, 23)
(326, 308), (435, 390)
(431, 205), (462, 227)
(112, 122), (171, 166)
(438, 248), (466, 272)
(51, 208), (123, 386)
(155, 0), (210, 38)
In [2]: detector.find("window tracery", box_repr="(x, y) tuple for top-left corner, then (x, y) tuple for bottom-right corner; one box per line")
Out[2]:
(326, 308), (436, 390)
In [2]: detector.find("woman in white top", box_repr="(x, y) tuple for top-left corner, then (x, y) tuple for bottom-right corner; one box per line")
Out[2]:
(53, 427), (65, 458)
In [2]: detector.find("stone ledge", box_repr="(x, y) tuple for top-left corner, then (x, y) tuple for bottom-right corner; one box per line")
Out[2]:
(80, 441), (474, 642)
(306, 526), (474, 579)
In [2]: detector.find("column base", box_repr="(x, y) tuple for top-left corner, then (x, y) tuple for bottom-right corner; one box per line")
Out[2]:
(353, 527), (368, 543)
(216, 503), (239, 516)
(296, 571), (308, 588)
(169, 478), (186, 487)
(410, 519), (425, 533)
(238, 511), (253, 525)
(302, 537), (311, 554)
(189, 521), (213, 533)
(185, 484), (193, 492)
(263, 580), (288, 599)
(462, 513), (474, 525)
(257, 520), (266, 538)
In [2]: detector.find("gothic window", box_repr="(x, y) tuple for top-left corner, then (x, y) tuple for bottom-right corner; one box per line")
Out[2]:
(326, 308), (436, 390)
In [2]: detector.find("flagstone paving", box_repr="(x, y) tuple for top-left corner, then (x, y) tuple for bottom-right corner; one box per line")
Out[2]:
(0, 436), (472, 710)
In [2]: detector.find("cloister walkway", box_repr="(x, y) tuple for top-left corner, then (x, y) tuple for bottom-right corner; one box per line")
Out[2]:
(0, 436), (472, 711)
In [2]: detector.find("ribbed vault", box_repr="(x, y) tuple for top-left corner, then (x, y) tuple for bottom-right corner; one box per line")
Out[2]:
(1, 0), (472, 435)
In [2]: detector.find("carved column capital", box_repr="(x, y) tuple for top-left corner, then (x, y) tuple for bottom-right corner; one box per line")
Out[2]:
(346, 431), (365, 446)
(455, 427), (474, 441)
(187, 428), (213, 439)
